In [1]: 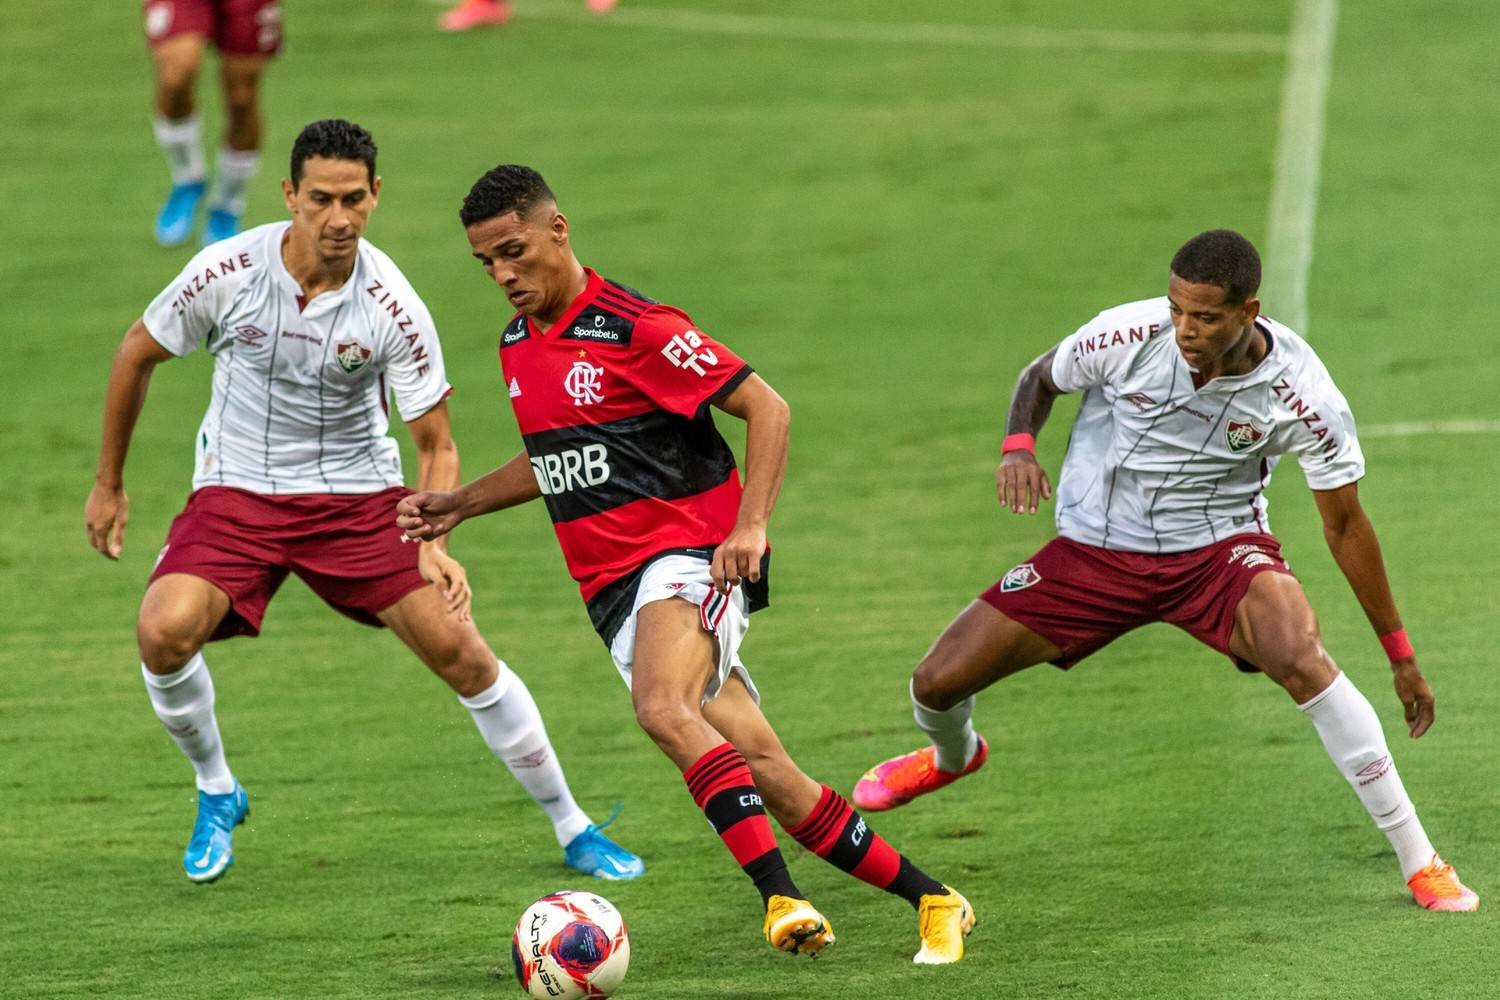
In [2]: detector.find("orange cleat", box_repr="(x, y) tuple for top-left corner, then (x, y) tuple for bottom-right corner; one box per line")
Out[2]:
(586, 0), (618, 12)
(438, 0), (513, 31)
(1407, 856), (1479, 912)
(852, 738), (987, 812)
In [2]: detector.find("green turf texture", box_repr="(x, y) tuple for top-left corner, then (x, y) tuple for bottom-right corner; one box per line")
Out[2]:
(3, 1), (1495, 997)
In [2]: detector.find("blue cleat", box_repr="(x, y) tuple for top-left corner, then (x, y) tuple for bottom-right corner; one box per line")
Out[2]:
(564, 804), (644, 881)
(154, 181), (206, 247)
(203, 207), (241, 247)
(183, 782), (249, 884)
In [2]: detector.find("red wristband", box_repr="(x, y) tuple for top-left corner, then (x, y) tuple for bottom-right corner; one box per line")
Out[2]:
(1002, 433), (1036, 455)
(1379, 628), (1414, 661)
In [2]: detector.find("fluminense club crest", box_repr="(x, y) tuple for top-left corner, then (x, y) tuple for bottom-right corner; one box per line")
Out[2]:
(335, 339), (372, 374)
(1000, 563), (1042, 592)
(1225, 419), (1266, 452)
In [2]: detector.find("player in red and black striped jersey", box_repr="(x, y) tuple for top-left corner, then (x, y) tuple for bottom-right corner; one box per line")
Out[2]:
(399, 166), (976, 964)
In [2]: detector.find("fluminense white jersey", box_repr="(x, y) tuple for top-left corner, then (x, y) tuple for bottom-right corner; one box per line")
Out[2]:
(142, 223), (451, 494)
(1048, 296), (1364, 553)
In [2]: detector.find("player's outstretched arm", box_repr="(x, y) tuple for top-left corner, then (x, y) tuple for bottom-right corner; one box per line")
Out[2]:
(996, 347), (1060, 515)
(397, 448), (541, 541)
(710, 373), (790, 595)
(1313, 483), (1434, 738)
(86, 320), (175, 560)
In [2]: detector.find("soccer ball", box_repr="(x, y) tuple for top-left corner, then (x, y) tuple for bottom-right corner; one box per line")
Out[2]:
(511, 890), (631, 999)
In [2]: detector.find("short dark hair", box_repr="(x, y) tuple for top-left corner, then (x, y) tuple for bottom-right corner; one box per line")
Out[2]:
(1170, 229), (1262, 303)
(290, 119), (377, 188)
(460, 165), (556, 227)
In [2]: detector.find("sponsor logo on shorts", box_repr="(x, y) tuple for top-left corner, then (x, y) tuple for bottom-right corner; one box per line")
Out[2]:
(144, 1), (173, 39)
(1226, 419), (1266, 452)
(1000, 563), (1042, 592)
(1228, 543), (1279, 570)
(1355, 755), (1392, 786)
(564, 361), (605, 406)
(335, 339), (372, 373)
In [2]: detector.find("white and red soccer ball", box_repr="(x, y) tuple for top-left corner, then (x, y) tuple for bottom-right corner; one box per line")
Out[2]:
(512, 890), (630, 999)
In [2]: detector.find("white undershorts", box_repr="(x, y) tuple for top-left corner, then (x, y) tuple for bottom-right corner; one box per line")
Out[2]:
(607, 554), (760, 706)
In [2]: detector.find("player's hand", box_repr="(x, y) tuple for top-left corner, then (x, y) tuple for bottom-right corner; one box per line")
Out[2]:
(1391, 657), (1434, 738)
(712, 523), (767, 596)
(397, 490), (465, 541)
(417, 543), (473, 622)
(85, 481), (129, 560)
(996, 451), (1052, 515)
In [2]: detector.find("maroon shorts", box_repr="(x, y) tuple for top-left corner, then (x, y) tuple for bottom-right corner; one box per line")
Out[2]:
(142, 0), (283, 56)
(980, 533), (1293, 669)
(149, 486), (427, 641)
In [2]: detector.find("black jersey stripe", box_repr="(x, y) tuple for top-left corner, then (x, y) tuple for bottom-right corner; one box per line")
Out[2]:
(522, 409), (737, 524)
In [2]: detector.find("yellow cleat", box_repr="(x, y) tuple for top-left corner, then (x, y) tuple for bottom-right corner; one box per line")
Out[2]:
(913, 886), (975, 964)
(763, 895), (835, 957)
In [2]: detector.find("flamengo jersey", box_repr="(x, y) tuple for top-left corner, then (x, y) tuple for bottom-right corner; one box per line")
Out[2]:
(499, 268), (760, 642)
(142, 223), (451, 494)
(1048, 296), (1365, 553)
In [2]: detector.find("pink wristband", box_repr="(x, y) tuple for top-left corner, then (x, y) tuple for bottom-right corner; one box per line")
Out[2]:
(1002, 433), (1036, 455)
(1379, 628), (1414, 661)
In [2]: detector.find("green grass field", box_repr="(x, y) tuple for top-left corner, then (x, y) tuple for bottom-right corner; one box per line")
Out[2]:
(4, 1), (1497, 997)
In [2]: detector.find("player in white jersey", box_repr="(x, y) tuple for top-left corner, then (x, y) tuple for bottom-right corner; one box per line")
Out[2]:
(84, 119), (643, 885)
(854, 230), (1478, 912)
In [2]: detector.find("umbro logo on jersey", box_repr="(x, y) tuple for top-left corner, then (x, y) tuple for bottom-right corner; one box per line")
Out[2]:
(508, 376), (522, 398)
(564, 361), (605, 406)
(1000, 563), (1042, 592)
(1121, 392), (1157, 412)
(1226, 420), (1266, 452)
(335, 339), (372, 374)
(234, 324), (269, 348)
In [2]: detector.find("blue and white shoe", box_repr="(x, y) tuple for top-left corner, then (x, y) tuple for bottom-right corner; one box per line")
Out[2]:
(563, 804), (644, 881)
(183, 782), (249, 883)
(203, 207), (241, 247)
(154, 180), (206, 247)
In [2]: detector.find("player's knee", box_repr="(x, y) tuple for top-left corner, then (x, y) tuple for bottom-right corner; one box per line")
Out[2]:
(155, 67), (198, 111)
(911, 661), (962, 712)
(136, 610), (205, 672)
(429, 636), (496, 697)
(631, 691), (698, 746)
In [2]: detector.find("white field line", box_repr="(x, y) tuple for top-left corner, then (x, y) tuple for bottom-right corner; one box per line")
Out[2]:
(431, 1), (1288, 54)
(1362, 419), (1500, 439)
(1263, 0), (1338, 334)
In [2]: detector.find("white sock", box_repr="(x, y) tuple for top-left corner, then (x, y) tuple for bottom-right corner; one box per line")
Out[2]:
(142, 654), (235, 795)
(152, 114), (206, 186)
(209, 148), (260, 215)
(1299, 671), (1436, 879)
(461, 661), (591, 847)
(911, 679), (980, 773)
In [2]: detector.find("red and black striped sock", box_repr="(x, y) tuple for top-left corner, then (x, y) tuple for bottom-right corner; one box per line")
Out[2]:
(684, 742), (800, 904)
(786, 785), (948, 908)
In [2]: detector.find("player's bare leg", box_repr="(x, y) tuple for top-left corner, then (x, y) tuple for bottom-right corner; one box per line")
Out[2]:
(204, 54), (270, 244)
(137, 572), (247, 881)
(631, 598), (829, 956)
(855, 600), (1059, 812)
(378, 586), (641, 877)
(704, 677), (975, 963)
(1231, 572), (1477, 911)
(149, 34), (208, 246)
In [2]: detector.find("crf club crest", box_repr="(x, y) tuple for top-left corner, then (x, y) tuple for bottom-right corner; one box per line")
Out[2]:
(335, 339), (372, 374)
(1225, 419), (1265, 452)
(1001, 563), (1042, 592)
